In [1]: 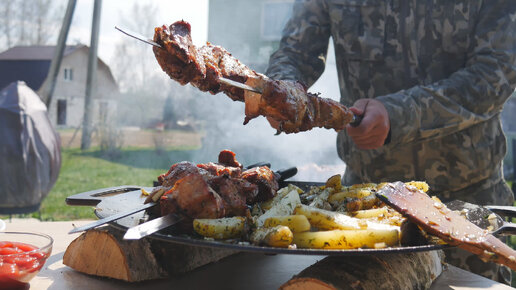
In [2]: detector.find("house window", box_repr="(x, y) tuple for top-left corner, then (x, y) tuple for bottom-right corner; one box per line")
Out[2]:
(64, 68), (73, 81)
(57, 99), (67, 125)
(261, 1), (294, 41)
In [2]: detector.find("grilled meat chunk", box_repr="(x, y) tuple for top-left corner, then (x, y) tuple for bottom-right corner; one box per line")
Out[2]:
(157, 161), (201, 187)
(196, 162), (242, 178)
(154, 150), (277, 225)
(153, 21), (259, 101)
(218, 149), (242, 168)
(241, 166), (279, 202)
(153, 20), (354, 134)
(208, 175), (249, 216)
(160, 169), (225, 219)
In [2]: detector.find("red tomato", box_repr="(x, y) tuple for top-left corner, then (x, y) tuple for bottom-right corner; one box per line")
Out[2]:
(0, 263), (18, 276)
(0, 241), (45, 289)
(0, 247), (21, 255)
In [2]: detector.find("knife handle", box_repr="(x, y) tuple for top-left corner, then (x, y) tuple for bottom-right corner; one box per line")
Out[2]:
(276, 167), (298, 182)
(349, 114), (363, 127)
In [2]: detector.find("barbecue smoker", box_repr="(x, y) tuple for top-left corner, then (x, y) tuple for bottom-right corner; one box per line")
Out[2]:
(0, 81), (61, 214)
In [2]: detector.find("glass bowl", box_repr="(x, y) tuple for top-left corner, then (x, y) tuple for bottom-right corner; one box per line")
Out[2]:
(0, 232), (53, 290)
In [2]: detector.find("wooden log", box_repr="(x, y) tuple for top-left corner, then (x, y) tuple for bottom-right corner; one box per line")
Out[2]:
(63, 226), (238, 282)
(280, 250), (444, 290)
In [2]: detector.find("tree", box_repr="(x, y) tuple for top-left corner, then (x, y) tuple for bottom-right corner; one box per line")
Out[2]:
(0, 0), (63, 51)
(111, 2), (165, 92)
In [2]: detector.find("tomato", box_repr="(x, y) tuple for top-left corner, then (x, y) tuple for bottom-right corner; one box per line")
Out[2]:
(0, 247), (21, 255)
(0, 263), (19, 276)
(0, 241), (44, 290)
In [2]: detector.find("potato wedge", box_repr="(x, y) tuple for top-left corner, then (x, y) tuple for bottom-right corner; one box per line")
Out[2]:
(324, 174), (342, 191)
(193, 216), (246, 239)
(294, 204), (398, 231)
(293, 228), (400, 249)
(308, 187), (332, 210)
(263, 215), (311, 233)
(328, 187), (373, 203)
(350, 183), (377, 189)
(294, 204), (363, 230)
(348, 207), (389, 219)
(405, 181), (429, 193)
(250, 225), (293, 247)
(257, 190), (301, 226)
(333, 193), (381, 212)
(261, 184), (302, 211)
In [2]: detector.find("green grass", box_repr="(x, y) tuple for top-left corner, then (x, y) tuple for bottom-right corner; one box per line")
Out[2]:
(3, 147), (201, 221)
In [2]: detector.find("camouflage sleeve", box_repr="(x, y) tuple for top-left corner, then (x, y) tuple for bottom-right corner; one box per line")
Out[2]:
(376, 1), (516, 145)
(265, 0), (331, 87)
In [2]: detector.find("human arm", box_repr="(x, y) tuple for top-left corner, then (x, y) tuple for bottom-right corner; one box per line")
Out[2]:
(376, 1), (516, 146)
(266, 0), (330, 87)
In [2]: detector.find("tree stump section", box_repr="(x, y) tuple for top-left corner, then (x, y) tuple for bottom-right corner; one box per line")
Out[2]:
(280, 250), (444, 290)
(63, 226), (238, 282)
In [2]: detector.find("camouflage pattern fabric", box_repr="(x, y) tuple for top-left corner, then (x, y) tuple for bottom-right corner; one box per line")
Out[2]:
(266, 0), (516, 284)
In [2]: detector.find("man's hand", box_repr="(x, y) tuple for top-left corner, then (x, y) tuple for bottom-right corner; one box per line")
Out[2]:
(346, 99), (390, 150)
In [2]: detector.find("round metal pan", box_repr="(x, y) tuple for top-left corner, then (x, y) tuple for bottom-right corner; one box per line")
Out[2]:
(89, 182), (449, 256)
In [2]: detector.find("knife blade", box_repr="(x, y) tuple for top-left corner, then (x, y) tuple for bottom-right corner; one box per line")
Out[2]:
(68, 202), (157, 234)
(123, 213), (183, 240)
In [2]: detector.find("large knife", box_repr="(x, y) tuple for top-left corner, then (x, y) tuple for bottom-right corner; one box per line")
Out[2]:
(68, 202), (157, 234)
(123, 213), (183, 240)
(122, 166), (298, 240)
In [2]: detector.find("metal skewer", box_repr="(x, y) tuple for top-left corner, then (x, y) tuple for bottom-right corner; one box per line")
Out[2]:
(115, 25), (260, 93)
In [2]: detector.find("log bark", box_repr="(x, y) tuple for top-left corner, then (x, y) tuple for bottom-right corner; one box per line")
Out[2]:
(63, 226), (238, 282)
(280, 250), (444, 290)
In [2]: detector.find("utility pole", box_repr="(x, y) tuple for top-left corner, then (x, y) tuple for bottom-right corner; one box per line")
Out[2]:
(81, 0), (102, 150)
(41, 0), (77, 107)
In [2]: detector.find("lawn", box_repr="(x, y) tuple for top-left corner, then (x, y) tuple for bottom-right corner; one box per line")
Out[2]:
(4, 147), (202, 221)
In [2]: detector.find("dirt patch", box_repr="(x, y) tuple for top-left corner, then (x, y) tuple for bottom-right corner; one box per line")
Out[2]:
(59, 128), (203, 149)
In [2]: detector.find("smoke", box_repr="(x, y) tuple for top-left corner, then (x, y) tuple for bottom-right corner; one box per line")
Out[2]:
(107, 2), (347, 181)
(188, 41), (347, 179)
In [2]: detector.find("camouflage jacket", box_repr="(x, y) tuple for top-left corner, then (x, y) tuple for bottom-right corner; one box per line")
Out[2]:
(266, 0), (516, 205)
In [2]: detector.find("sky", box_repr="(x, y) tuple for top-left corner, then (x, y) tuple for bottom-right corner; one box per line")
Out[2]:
(67, 0), (209, 65)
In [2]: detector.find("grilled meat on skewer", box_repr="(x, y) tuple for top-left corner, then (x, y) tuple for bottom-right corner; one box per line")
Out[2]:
(148, 150), (278, 231)
(153, 21), (258, 101)
(153, 20), (354, 134)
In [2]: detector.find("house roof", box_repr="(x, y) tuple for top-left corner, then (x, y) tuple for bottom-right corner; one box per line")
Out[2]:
(0, 44), (118, 92)
(0, 45), (85, 60)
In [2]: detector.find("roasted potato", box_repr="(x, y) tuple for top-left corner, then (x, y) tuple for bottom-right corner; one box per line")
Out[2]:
(328, 187), (374, 204)
(294, 204), (398, 232)
(193, 216), (246, 239)
(324, 174), (342, 191)
(257, 189), (301, 226)
(405, 181), (429, 193)
(250, 225), (293, 247)
(261, 184), (302, 211)
(263, 215), (311, 233)
(348, 207), (389, 219)
(294, 204), (364, 230)
(293, 228), (400, 249)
